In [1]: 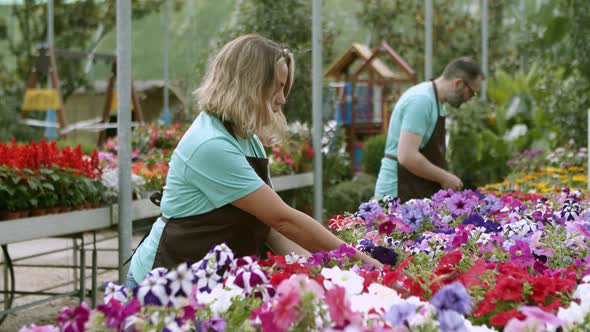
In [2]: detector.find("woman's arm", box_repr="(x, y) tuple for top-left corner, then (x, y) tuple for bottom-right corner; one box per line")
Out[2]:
(266, 228), (310, 257)
(232, 185), (383, 268)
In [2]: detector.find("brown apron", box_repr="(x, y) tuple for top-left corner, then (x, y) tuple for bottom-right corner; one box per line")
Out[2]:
(151, 122), (271, 270)
(385, 80), (446, 203)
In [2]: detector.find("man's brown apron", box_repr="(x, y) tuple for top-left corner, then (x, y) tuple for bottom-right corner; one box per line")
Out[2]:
(385, 80), (446, 203)
(151, 122), (271, 270)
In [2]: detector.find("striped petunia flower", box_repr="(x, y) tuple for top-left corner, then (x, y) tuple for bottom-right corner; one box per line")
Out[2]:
(136, 273), (170, 306)
(103, 281), (128, 304)
(211, 243), (235, 268)
(194, 263), (223, 294)
(165, 262), (195, 299)
(233, 264), (270, 294)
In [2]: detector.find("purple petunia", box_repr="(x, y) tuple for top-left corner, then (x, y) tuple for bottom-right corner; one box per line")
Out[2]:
(447, 192), (477, 216)
(200, 317), (227, 332)
(479, 194), (502, 215)
(430, 282), (472, 315)
(432, 189), (455, 207)
(308, 251), (331, 266)
(438, 310), (468, 332)
(356, 238), (376, 254)
(382, 302), (416, 326)
(462, 214), (501, 233)
(329, 243), (357, 262)
(371, 246), (398, 266)
(358, 200), (386, 228)
(400, 203), (426, 232)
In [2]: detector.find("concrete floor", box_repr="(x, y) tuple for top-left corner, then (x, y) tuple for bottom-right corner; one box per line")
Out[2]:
(0, 229), (144, 332)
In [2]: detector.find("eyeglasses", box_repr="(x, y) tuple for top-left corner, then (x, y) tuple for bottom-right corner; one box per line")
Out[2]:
(463, 79), (478, 98)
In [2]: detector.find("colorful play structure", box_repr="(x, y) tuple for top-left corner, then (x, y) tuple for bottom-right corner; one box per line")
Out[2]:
(324, 41), (417, 171)
(19, 45), (144, 146)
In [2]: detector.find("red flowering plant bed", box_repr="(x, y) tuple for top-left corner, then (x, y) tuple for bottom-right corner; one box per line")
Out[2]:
(0, 139), (110, 220)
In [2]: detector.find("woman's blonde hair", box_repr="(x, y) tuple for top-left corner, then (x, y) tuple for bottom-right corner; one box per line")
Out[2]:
(194, 34), (295, 145)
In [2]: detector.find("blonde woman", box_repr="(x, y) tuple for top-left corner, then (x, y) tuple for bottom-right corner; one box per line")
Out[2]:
(126, 34), (382, 288)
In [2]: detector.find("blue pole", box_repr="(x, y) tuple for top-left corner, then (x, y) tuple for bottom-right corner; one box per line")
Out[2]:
(44, 110), (58, 139)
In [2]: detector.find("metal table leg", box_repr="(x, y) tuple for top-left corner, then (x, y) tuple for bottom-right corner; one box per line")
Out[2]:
(0, 245), (14, 327)
(91, 232), (97, 308)
(73, 237), (78, 292)
(79, 235), (86, 304)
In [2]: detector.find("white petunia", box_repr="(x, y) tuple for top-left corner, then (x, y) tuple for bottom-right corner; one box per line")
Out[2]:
(197, 287), (243, 316)
(573, 283), (590, 305)
(321, 266), (364, 295)
(463, 319), (497, 332)
(557, 302), (586, 328)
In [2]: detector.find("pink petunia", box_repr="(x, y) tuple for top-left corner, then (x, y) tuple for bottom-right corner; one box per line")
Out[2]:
(324, 285), (363, 328)
(273, 288), (301, 330)
(519, 306), (565, 326)
(509, 241), (535, 267)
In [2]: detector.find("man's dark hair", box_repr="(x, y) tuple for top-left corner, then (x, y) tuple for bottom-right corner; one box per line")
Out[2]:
(442, 57), (484, 82)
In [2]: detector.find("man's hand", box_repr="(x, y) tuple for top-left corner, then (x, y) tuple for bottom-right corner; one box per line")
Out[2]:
(440, 172), (463, 191)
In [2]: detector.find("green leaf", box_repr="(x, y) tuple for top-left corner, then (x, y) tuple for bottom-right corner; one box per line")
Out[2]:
(42, 183), (55, 191)
(542, 16), (570, 47)
(29, 198), (38, 208)
(27, 179), (38, 191)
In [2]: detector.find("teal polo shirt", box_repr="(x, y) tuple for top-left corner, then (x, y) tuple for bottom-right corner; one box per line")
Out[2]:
(130, 112), (267, 282)
(374, 82), (445, 198)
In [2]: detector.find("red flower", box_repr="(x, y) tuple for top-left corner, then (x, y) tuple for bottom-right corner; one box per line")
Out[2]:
(494, 277), (524, 302)
(490, 309), (526, 326)
(304, 147), (314, 160)
(458, 259), (488, 289)
(359, 270), (380, 292)
(377, 220), (396, 236)
(269, 272), (291, 287)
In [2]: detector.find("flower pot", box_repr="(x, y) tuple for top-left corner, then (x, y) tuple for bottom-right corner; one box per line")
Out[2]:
(301, 164), (313, 173)
(47, 207), (61, 215)
(0, 210), (22, 221)
(30, 208), (48, 217)
(60, 207), (73, 213)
